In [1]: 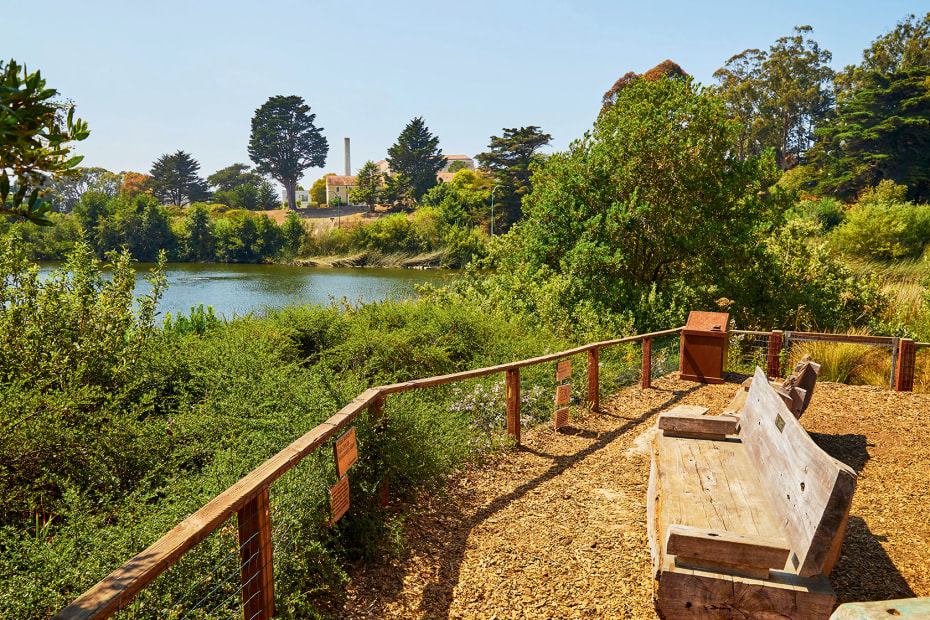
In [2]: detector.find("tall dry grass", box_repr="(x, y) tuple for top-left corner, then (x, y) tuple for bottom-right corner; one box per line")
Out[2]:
(787, 327), (930, 392)
(788, 328), (893, 387)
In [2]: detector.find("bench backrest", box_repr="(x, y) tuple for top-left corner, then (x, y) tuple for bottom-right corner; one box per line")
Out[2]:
(741, 367), (856, 578)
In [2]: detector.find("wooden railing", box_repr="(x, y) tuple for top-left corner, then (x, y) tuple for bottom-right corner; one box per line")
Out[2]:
(51, 324), (929, 619)
(53, 327), (681, 620)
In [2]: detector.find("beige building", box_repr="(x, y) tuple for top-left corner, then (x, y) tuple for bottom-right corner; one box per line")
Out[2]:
(325, 175), (358, 205)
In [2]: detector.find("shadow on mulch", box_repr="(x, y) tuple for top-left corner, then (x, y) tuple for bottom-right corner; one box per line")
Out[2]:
(810, 432), (872, 473)
(407, 384), (701, 618)
(832, 515), (916, 604)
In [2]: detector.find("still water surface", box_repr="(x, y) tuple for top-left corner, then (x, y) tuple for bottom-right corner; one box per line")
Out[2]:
(39, 263), (458, 320)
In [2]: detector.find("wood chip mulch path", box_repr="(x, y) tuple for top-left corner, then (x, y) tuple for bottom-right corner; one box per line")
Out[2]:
(321, 373), (930, 619)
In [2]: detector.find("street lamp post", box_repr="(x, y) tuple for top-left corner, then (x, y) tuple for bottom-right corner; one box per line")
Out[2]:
(490, 185), (501, 237)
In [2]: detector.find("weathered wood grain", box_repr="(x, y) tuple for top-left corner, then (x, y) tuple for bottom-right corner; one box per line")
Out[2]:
(666, 524), (790, 570)
(741, 367), (857, 578)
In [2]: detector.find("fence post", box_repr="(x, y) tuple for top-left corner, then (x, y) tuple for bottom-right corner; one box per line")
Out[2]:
(767, 330), (783, 379)
(641, 338), (652, 389)
(587, 347), (600, 411)
(895, 338), (916, 392)
(506, 368), (521, 445)
(238, 487), (273, 620)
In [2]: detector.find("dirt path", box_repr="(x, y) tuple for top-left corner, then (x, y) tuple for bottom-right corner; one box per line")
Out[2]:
(321, 373), (930, 619)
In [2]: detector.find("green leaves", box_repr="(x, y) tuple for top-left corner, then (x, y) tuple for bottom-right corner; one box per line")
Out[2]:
(0, 59), (89, 225)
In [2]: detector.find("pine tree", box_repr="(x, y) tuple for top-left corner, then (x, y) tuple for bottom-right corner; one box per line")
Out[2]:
(386, 117), (444, 201)
(149, 150), (209, 206)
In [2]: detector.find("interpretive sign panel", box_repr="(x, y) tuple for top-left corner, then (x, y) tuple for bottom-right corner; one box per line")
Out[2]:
(334, 427), (358, 478)
(553, 407), (569, 430)
(330, 476), (350, 524)
(557, 360), (571, 382)
(556, 383), (571, 406)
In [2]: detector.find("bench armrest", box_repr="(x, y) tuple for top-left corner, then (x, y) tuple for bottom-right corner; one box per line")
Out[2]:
(666, 524), (791, 570)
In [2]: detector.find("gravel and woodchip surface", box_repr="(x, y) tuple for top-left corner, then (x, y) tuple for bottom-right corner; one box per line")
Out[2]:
(322, 372), (930, 619)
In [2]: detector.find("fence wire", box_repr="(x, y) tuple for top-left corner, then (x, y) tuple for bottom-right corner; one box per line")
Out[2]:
(727, 332), (772, 376)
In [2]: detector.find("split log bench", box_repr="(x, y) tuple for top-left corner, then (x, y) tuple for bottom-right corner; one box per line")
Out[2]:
(648, 367), (857, 619)
(724, 354), (822, 419)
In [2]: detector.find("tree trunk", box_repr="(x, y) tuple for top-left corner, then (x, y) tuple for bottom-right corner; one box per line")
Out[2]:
(284, 180), (296, 211)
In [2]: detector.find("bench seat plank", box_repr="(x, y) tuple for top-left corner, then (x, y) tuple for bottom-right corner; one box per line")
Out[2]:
(654, 433), (784, 540)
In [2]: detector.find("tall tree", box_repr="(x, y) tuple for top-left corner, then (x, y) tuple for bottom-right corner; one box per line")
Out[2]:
(350, 161), (382, 213)
(476, 126), (551, 229)
(248, 95), (328, 210)
(518, 77), (786, 325)
(43, 167), (122, 213)
(812, 67), (930, 201)
(714, 26), (834, 169)
(386, 117), (444, 201)
(601, 60), (688, 115)
(149, 150), (209, 206)
(1, 59), (89, 224)
(836, 12), (930, 96)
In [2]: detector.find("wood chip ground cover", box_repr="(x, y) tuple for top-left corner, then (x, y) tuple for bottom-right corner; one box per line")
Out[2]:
(321, 373), (930, 619)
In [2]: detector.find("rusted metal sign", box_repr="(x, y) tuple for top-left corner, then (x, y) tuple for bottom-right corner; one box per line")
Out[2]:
(556, 359), (571, 382)
(330, 476), (350, 524)
(333, 426), (358, 478)
(556, 383), (571, 406)
(553, 407), (569, 430)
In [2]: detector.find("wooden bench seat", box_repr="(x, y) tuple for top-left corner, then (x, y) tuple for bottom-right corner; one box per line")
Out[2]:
(648, 367), (857, 619)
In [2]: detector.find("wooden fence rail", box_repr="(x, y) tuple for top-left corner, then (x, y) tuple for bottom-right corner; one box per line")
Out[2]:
(53, 328), (679, 620)
(52, 324), (926, 619)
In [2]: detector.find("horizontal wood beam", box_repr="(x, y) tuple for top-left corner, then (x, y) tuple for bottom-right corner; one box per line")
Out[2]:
(787, 332), (897, 346)
(666, 524), (791, 570)
(379, 327), (684, 395)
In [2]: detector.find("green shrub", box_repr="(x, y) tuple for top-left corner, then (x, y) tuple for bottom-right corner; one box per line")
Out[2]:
(830, 199), (930, 260)
(787, 197), (846, 231)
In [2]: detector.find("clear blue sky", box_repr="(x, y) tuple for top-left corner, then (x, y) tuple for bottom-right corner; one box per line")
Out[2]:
(3, 0), (923, 190)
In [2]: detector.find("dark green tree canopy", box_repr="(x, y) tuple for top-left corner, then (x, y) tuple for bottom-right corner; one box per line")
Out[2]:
(837, 12), (930, 96)
(1, 59), (89, 224)
(149, 150), (209, 206)
(813, 67), (930, 201)
(476, 126), (551, 229)
(517, 77), (786, 322)
(207, 163), (262, 192)
(386, 117), (444, 201)
(248, 95), (328, 210)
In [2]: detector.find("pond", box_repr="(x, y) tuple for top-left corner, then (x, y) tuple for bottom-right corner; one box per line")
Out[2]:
(38, 263), (458, 321)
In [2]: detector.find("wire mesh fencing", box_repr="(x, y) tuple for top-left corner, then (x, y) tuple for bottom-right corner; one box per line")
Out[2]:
(727, 331), (772, 376)
(782, 333), (898, 390)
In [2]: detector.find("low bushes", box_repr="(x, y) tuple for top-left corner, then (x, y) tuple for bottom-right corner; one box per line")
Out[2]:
(0, 232), (611, 618)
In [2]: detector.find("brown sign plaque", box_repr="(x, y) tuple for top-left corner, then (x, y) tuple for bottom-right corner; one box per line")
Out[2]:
(556, 359), (571, 382)
(330, 475), (350, 524)
(553, 407), (569, 430)
(333, 427), (358, 479)
(555, 383), (571, 406)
